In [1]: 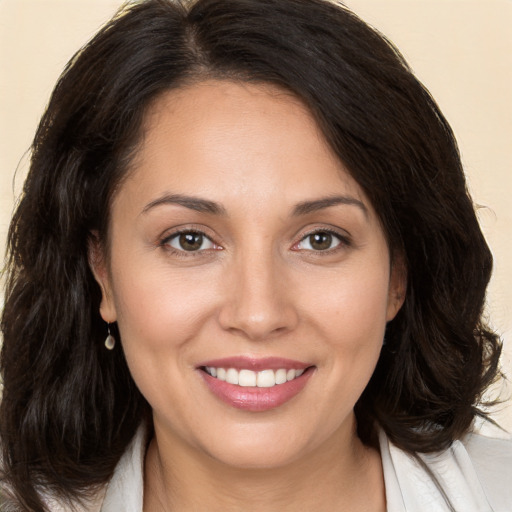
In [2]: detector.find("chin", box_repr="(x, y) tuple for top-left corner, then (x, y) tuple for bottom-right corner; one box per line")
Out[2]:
(197, 422), (321, 470)
(209, 444), (302, 470)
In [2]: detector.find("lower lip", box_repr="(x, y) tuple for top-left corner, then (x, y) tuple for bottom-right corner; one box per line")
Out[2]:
(199, 369), (313, 412)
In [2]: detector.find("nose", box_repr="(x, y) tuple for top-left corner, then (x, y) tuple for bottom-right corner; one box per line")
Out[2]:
(217, 249), (299, 341)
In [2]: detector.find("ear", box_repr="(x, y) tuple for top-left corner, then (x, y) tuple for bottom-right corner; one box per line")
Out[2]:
(88, 231), (117, 323)
(386, 253), (407, 322)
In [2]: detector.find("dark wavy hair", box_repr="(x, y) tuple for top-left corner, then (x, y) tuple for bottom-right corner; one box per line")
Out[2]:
(1, 0), (502, 509)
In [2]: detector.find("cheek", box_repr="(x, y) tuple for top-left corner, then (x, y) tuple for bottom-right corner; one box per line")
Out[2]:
(108, 250), (222, 370)
(307, 264), (391, 338)
(107, 260), (216, 407)
(316, 272), (390, 399)
(114, 248), (201, 320)
(303, 264), (390, 392)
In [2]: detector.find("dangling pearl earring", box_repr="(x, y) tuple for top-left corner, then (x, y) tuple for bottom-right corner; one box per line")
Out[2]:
(105, 323), (116, 350)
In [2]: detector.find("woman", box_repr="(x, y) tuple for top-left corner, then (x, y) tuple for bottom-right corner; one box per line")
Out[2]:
(1, 0), (510, 510)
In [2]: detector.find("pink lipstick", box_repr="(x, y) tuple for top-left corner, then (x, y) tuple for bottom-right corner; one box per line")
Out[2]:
(197, 357), (314, 412)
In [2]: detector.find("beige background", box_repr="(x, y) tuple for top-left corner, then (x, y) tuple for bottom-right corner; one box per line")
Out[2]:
(1, 0), (511, 431)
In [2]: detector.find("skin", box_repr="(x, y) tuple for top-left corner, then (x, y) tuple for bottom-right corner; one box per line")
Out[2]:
(90, 80), (405, 511)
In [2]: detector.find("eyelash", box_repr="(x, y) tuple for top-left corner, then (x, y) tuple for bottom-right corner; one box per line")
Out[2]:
(160, 228), (220, 258)
(159, 227), (351, 257)
(292, 228), (351, 254)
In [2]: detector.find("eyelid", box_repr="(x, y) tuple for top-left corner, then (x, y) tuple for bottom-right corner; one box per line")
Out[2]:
(159, 226), (222, 254)
(168, 232), (216, 251)
(157, 224), (351, 256)
(291, 226), (351, 252)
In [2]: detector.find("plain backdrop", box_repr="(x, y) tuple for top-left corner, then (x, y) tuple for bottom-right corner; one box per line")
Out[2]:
(1, 0), (511, 432)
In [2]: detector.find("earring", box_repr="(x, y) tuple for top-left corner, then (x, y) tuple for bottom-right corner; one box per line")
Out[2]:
(105, 323), (116, 350)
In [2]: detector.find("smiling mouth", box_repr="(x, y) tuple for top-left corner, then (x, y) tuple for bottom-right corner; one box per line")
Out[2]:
(201, 367), (307, 388)
(198, 362), (315, 411)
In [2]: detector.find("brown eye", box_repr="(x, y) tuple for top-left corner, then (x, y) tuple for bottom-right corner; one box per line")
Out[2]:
(166, 231), (215, 252)
(179, 233), (203, 251)
(309, 232), (333, 250)
(296, 231), (343, 251)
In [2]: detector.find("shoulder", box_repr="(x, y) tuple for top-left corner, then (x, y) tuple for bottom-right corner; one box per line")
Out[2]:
(6, 427), (146, 512)
(461, 430), (512, 511)
(380, 428), (512, 512)
(39, 426), (146, 511)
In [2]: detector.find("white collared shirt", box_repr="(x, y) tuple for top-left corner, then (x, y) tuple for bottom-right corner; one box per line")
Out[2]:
(45, 426), (512, 512)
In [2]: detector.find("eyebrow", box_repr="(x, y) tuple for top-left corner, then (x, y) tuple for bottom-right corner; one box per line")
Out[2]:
(141, 193), (367, 217)
(141, 194), (227, 216)
(292, 195), (368, 217)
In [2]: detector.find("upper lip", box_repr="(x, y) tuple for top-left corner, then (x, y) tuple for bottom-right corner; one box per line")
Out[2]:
(196, 356), (312, 371)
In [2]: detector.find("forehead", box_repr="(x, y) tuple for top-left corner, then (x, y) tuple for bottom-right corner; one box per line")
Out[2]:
(118, 79), (370, 214)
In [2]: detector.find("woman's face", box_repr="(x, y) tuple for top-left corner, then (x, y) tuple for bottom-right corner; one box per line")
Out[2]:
(91, 80), (404, 468)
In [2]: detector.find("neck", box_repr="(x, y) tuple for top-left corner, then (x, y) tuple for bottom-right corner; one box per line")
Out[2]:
(143, 417), (386, 512)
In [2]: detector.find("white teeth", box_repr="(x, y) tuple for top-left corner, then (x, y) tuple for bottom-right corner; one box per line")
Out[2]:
(257, 369), (275, 387)
(205, 366), (307, 387)
(238, 369), (257, 387)
(226, 368), (239, 385)
(275, 368), (287, 385)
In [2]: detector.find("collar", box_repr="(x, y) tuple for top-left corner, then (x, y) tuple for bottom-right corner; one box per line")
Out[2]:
(379, 429), (496, 511)
(99, 426), (506, 512)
